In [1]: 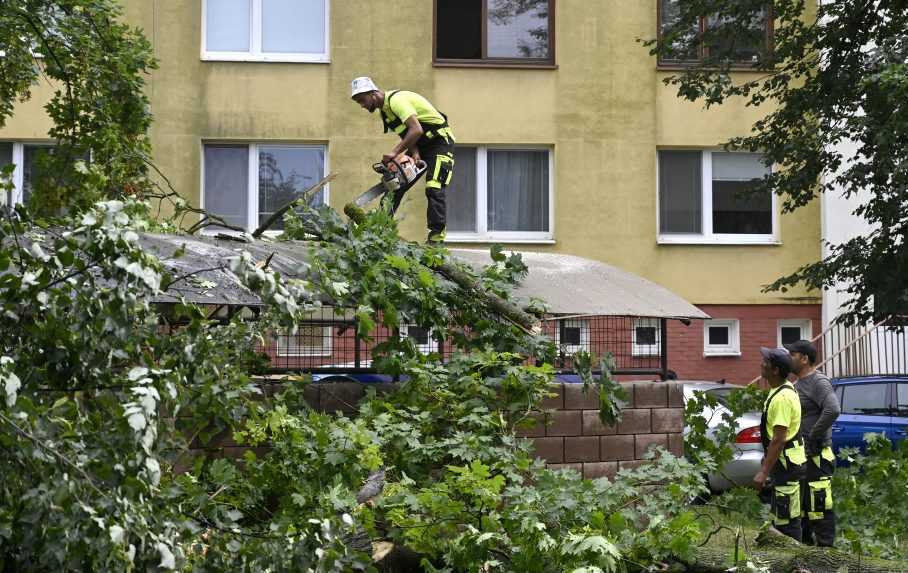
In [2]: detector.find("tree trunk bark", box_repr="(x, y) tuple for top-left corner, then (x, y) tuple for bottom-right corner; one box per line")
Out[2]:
(685, 529), (908, 573)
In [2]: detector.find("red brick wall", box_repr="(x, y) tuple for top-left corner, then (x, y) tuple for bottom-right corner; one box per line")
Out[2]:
(520, 381), (685, 479)
(667, 304), (821, 385)
(193, 380), (687, 481)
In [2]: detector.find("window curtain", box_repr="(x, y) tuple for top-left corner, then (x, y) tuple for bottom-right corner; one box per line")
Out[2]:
(204, 145), (249, 229)
(262, 0), (325, 54)
(205, 0), (250, 52)
(487, 149), (548, 232)
(658, 150), (701, 233)
(446, 146), (478, 232)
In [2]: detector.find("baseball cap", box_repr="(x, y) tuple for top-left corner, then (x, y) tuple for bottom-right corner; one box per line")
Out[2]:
(760, 346), (793, 375)
(351, 76), (378, 98)
(783, 339), (817, 363)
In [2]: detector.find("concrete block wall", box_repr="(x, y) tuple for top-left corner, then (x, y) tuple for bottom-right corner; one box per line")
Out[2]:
(518, 381), (685, 480)
(192, 380), (685, 480)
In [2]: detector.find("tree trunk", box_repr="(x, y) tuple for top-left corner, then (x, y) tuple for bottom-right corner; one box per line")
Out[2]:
(686, 529), (908, 573)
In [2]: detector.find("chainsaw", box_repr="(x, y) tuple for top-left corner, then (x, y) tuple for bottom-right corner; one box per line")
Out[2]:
(353, 155), (427, 216)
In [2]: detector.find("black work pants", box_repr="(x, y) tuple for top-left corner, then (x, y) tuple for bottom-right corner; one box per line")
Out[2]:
(802, 447), (836, 547)
(767, 459), (806, 542)
(420, 137), (454, 235)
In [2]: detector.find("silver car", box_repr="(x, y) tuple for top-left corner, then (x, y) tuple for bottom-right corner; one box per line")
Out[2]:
(683, 382), (763, 492)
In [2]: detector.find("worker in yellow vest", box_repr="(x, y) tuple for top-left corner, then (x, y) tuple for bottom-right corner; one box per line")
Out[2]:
(753, 347), (807, 541)
(351, 77), (455, 243)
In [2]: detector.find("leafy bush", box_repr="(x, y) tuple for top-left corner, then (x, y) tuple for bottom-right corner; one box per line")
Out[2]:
(834, 434), (908, 559)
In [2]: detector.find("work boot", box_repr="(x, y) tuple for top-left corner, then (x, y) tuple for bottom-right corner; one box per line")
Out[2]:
(426, 228), (446, 243)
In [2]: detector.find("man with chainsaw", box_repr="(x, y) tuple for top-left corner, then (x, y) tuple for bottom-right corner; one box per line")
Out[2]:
(351, 76), (455, 243)
(753, 347), (807, 542)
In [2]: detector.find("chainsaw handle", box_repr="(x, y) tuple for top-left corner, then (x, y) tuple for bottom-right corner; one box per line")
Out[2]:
(375, 156), (407, 175)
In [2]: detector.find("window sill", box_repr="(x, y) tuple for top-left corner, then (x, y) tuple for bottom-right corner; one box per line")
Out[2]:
(445, 237), (556, 245)
(201, 54), (330, 64)
(433, 60), (557, 70)
(703, 350), (742, 358)
(276, 352), (332, 358)
(656, 64), (767, 73)
(658, 235), (780, 246)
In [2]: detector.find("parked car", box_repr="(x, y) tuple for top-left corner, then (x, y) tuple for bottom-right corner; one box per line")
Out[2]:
(683, 382), (763, 492)
(830, 376), (908, 457)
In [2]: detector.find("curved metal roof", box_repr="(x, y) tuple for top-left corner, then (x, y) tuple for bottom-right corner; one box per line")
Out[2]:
(449, 249), (709, 320)
(136, 234), (707, 319)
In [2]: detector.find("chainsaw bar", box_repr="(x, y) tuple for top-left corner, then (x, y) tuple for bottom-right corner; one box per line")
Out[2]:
(353, 160), (428, 214)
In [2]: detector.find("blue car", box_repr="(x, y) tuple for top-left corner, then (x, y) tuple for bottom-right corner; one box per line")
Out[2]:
(830, 376), (908, 456)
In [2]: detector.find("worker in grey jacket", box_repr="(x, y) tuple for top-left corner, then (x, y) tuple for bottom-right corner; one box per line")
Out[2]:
(784, 339), (840, 546)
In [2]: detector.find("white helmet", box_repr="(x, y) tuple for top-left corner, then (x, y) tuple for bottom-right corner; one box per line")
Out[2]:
(351, 76), (378, 98)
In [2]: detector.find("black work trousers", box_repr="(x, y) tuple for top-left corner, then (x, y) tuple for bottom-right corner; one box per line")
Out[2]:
(802, 447), (836, 547)
(420, 137), (454, 235)
(765, 456), (806, 543)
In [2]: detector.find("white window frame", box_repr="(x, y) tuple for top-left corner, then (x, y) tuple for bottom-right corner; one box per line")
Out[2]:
(400, 324), (438, 354)
(275, 325), (333, 357)
(201, 0), (331, 63)
(703, 319), (741, 356)
(632, 318), (661, 357)
(0, 141), (67, 207)
(656, 149), (779, 245)
(200, 142), (329, 234)
(777, 319), (812, 347)
(555, 319), (590, 355)
(445, 145), (555, 243)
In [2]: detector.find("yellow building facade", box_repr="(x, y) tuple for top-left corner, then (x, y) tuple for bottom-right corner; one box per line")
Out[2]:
(0, 1), (822, 382)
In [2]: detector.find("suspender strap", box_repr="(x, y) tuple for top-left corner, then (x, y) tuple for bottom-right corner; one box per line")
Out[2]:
(381, 90), (451, 142)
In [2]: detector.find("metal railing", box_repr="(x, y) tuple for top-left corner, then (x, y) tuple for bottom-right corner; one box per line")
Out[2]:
(815, 316), (908, 377)
(236, 305), (672, 379)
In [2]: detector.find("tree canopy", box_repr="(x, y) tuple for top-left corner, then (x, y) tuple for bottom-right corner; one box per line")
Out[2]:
(648, 0), (908, 324)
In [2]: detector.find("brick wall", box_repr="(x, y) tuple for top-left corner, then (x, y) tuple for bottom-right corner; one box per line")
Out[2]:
(668, 304), (821, 385)
(194, 380), (686, 479)
(517, 381), (685, 480)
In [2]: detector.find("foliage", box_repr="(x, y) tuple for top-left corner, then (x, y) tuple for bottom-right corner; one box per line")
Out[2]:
(685, 384), (908, 562)
(834, 434), (908, 559)
(682, 383), (766, 476)
(0, 0), (157, 214)
(646, 0), (908, 324)
(0, 191), (713, 571)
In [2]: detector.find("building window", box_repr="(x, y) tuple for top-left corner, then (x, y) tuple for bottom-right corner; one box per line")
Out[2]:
(777, 319), (811, 347)
(434, 0), (554, 66)
(0, 141), (87, 207)
(275, 325), (332, 357)
(202, 143), (327, 232)
(703, 319), (740, 356)
(555, 319), (589, 354)
(202, 0), (330, 62)
(632, 318), (661, 356)
(446, 146), (553, 242)
(658, 150), (775, 244)
(400, 324), (438, 354)
(657, 0), (770, 66)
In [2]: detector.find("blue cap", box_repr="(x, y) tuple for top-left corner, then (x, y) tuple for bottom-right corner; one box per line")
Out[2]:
(760, 346), (793, 374)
